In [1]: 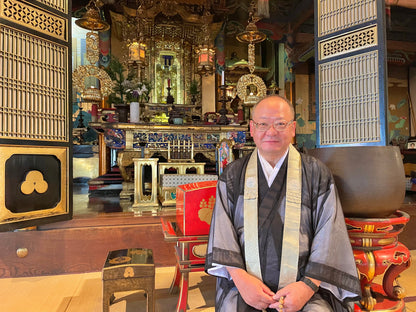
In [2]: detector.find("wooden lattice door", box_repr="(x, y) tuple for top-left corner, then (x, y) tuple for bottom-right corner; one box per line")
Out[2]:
(0, 0), (72, 231)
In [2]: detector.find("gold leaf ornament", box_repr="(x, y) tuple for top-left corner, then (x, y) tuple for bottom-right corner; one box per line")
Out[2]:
(86, 31), (100, 64)
(236, 73), (267, 103)
(109, 256), (131, 265)
(124, 267), (135, 278)
(72, 65), (114, 99)
(198, 195), (216, 225)
(192, 243), (208, 258)
(20, 170), (48, 195)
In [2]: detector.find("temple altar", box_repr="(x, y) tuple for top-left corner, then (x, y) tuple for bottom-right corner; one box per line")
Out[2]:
(91, 121), (251, 207)
(91, 122), (249, 154)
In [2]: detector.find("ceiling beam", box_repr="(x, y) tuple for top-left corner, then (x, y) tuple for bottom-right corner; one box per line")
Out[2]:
(288, 0), (314, 33)
(387, 40), (416, 52)
(265, 0), (313, 24)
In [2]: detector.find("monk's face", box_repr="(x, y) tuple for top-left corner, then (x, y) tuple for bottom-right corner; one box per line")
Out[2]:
(250, 97), (296, 163)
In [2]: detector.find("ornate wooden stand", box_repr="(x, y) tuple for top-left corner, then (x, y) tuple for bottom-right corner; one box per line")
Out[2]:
(102, 248), (155, 312)
(132, 158), (159, 213)
(345, 211), (411, 312)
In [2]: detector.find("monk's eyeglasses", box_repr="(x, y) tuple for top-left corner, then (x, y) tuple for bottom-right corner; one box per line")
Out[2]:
(252, 120), (294, 132)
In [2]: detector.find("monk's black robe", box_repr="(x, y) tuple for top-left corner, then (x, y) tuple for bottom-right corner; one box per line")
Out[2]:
(205, 152), (361, 311)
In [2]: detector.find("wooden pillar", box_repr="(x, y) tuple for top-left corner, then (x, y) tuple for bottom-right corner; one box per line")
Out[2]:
(202, 74), (216, 115)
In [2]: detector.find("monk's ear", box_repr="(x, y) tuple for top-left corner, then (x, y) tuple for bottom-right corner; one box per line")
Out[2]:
(291, 121), (297, 136)
(249, 120), (255, 136)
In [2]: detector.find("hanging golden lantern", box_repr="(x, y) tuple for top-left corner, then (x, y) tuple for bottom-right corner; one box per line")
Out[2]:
(236, 0), (266, 44)
(236, 4), (266, 74)
(196, 22), (215, 76)
(129, 41), (147, 63)
(197, 45), (215, 76)
(236, 18), (266, 44)
(75, 0), (110, 32)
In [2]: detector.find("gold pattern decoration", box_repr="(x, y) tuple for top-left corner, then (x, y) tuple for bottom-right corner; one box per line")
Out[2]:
(248, 43), (256, 73)
(236, 74), (267, 104)
(121, 1), (213, 26)
(110, 3), (214, 45)
(109, 256), (131, 265)
(82, 87), (102, 102)
(72, 65), (114, 98)
(198, 195), (215, 225)
(108, 1), (220, 103)
(192, 243), (208, 258)
(86, 31), (100, 64)
(124, 267), (135, 278)
(1, 0), (67, 41)
(360, 251), (377, 310)
(20, 170), (48, 195)
(130, 249), (147, 256)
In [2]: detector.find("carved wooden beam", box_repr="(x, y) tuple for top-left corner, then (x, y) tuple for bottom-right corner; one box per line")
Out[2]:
(387, 40), (416, 53)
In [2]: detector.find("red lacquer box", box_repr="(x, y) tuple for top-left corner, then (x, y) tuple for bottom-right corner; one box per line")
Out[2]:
(176, 180), (217, 236)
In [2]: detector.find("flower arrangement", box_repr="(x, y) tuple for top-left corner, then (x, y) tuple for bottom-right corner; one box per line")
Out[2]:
(123, 79), (152, 103)
(103, 56), (152, 104)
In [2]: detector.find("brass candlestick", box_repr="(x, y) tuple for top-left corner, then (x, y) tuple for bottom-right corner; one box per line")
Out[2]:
(166, 86), (174, 105)
(167, 86), (183, 124)
(217, 84), (229, 125)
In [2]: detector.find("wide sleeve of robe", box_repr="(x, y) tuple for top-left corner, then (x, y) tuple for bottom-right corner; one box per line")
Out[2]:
(300, 154), (361, 302)
(204, 155), (250, 279)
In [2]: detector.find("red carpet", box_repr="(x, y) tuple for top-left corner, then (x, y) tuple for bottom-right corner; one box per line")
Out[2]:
(88, 169), (123, 191)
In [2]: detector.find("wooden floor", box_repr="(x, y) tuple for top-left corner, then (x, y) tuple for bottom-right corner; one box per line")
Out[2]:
(1, 189), (413, 311)
(1, 251), (416, 312)
(0, 267), (216, 312)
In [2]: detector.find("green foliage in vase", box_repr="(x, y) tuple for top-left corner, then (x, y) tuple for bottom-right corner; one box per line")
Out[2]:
(189, 79), (199, 96)
(103, 56), (135, 104)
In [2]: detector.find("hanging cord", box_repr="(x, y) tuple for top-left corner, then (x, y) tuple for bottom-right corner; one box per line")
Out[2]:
(408, 91), (416, 139)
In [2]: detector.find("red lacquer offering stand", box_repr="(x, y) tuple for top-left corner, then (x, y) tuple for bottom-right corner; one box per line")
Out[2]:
(346, 211), (411, 312)
(160, 217), (208, 312)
